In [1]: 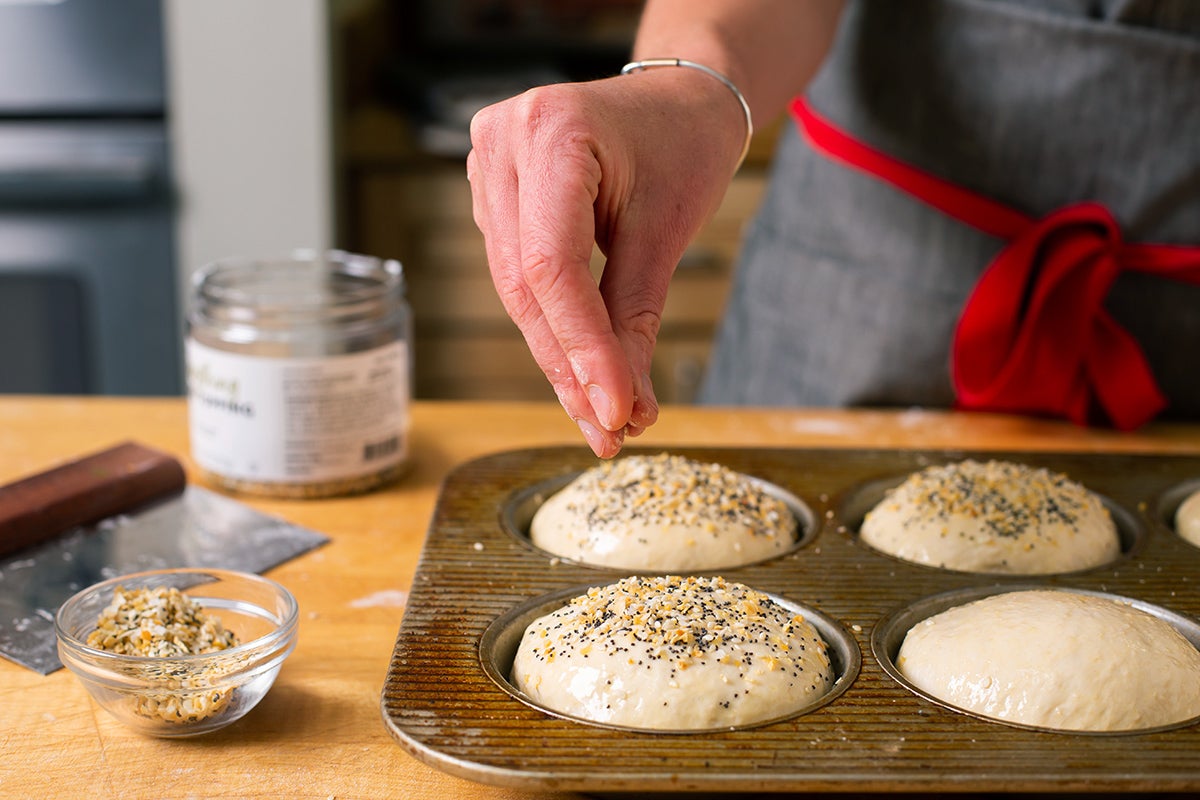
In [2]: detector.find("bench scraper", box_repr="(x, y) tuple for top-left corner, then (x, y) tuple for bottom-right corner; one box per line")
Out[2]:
(0, 441), (329, 674)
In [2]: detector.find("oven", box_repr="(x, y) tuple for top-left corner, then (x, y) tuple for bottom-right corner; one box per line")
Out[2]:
(0, 0), (181, 395)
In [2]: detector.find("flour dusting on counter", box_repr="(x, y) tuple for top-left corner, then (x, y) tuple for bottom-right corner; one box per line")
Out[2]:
(350, 590), (409, 609)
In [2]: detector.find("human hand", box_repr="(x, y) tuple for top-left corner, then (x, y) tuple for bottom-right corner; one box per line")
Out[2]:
(466, 69), (747, 456)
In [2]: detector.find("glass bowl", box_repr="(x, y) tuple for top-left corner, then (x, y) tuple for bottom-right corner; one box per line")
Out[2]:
(55, 568), (298, 737)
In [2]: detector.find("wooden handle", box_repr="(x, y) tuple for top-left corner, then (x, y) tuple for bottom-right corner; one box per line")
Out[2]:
(0, 441), (186, 559)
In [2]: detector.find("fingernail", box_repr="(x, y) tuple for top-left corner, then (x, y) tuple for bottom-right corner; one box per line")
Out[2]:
(634, 372), (659, 426)
(577, 419), (606, 456)
(587, 384), (617, 430)
(640, 372), (658, 412)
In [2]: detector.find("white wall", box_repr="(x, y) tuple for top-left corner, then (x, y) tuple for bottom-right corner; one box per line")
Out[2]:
(164, 0), (333, 291)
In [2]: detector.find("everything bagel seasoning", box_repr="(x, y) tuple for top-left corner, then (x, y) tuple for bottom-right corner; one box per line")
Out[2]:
(512, 575), (834, 730)
(88, 586), (242, 724)
(860, 459), (1120, 574)
(529, 454), (800, 571)
(572, 453), (789, 534)
(88, 586), (239, 657)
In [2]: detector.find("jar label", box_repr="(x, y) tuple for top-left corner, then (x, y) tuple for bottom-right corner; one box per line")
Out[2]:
(186, 339), (409, 484)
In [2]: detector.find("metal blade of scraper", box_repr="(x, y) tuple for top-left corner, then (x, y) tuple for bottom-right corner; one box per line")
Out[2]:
(0, 486), (328, 674)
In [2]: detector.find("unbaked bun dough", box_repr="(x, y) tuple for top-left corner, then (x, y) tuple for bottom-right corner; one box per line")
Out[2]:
(860, 459), (1119, 574)
(897, 589), (1200, 732)
(511, 575), (834, 730)
(1175, 489), (1200, 547)
(530, 453), (797, 570)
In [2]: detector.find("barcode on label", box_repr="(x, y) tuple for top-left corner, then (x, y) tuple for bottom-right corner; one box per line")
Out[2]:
(363, 435), (400, 461)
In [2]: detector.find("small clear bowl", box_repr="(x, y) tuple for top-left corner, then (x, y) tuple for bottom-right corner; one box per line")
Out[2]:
(55, 568), (298, 737)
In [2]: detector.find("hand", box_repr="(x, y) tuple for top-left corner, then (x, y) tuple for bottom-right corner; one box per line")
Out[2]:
(466, 69), (746, 457)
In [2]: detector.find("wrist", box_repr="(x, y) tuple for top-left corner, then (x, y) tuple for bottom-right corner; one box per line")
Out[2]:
(619, 59), (754, 170)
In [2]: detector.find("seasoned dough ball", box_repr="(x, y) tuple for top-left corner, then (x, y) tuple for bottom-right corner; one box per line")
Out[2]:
(511, 575), (834, 730)
(1175, 488), (1200, 547)
(530, 453), (798, 570)
(860, 459), (1118, 574)
(897, 589), (1200, 732)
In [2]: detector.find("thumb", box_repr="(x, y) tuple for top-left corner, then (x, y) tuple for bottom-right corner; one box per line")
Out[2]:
(597, 236), (680, 432)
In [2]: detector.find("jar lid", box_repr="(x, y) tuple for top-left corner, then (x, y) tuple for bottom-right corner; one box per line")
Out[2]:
(190, 250), (405, 330)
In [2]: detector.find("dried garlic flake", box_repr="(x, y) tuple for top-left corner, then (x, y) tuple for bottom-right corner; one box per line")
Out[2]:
(87, 586), (241, 724)
(88, 585), (239, 657)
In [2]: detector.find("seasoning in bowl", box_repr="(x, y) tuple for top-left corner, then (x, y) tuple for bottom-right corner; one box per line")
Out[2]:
(56, 568), (298, 737)
(87, 586), (240, 724)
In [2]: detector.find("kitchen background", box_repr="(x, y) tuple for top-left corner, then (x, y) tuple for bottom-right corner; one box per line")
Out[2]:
(1, 0), (781, 404)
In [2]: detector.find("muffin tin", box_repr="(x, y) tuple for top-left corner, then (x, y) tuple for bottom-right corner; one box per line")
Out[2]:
(382, 445), (1200, 793)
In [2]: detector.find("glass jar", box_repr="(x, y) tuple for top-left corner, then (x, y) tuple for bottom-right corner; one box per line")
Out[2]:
(186, 250), (412, 498)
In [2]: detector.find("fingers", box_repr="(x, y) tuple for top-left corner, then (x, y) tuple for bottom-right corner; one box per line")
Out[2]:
(469, 88), (633, 457)
(598, 237), (671, 435)
(512, 102), (638, 433)
(467, 74), (733, 457)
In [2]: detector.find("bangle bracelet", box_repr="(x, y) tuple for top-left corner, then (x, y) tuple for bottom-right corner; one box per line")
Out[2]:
(621, 58), (754, 169)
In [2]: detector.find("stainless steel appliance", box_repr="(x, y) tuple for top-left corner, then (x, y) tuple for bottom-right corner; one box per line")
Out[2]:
(0, 0), (181, 395)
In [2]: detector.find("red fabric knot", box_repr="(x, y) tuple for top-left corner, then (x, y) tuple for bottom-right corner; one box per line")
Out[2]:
(952, 202), (1161, 429)
(790, 97), (1200, 429)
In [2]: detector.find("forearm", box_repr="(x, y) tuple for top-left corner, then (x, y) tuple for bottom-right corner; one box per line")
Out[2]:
(632, 0), (845, 128)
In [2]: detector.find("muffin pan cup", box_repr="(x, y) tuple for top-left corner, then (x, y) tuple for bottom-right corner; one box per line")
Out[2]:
(382, 446), (1200, 793)
(871, 583), (1200, 735)
(480, 581), (860, 735)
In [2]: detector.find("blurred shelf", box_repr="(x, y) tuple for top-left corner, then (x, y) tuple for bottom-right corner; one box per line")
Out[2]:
(333, 0), (783, 403)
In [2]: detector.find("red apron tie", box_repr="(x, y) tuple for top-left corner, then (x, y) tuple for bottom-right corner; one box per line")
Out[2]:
(790, 97), (1200, 429)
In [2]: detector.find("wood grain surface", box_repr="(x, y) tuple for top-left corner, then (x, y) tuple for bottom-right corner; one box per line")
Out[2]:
(2, 396), (1199, 800)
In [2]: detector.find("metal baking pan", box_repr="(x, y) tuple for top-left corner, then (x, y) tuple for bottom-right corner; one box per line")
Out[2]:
(382, 446), (1200, 793)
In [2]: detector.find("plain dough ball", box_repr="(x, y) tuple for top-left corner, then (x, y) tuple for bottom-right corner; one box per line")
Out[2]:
(530, 453), (798, 570)
(1175, 489), (1200, 547)
(511, 575), (834, 730)
(860, 459), (1119, 574)
(897, 589), (1200, 732)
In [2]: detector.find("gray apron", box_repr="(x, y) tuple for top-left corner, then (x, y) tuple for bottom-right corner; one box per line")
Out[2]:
(699, 0), (1200, 420)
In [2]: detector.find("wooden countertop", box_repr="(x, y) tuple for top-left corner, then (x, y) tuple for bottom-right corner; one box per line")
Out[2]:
(3, 396), (1199, 800)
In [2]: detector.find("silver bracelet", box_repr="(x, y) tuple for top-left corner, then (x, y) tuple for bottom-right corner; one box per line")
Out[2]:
(621, 58), (754, 169)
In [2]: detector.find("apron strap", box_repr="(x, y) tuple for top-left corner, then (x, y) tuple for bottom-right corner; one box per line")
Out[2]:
(791, 97), (1200, 429)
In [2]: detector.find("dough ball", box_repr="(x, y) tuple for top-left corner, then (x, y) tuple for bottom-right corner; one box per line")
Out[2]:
(511, 575), (834, 730)
(530, 453), (798, 570)
(897, 589), (1200, 732)
(860, 459), (1119, 574)
(1175, 488), (1200, 547)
